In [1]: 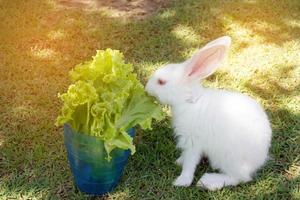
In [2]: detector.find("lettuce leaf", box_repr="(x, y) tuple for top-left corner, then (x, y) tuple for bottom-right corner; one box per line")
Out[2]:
(116, 89), (164, 130)
(56, 49), (164, 160)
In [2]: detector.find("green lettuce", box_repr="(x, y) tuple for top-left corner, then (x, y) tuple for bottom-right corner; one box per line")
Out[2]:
(56, 49), (164, 160)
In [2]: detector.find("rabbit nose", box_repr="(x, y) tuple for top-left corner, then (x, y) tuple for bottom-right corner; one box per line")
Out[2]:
(145, 80), (155, 96)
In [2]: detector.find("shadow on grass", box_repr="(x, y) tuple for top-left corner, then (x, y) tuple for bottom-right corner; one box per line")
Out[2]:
(215, 0), (300, 46)
(0, 0), (299, 199)
(245, 65), (299, 100)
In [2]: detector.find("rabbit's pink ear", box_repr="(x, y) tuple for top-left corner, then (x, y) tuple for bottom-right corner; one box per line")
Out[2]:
(185, 36), (231, 80)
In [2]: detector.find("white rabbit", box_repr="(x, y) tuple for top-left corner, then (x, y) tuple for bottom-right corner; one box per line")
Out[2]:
(145, 36), (272, 191)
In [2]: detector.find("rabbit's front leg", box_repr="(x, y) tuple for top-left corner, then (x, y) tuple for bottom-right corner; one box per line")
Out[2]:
(173, 147), (201, 187)
(175, 154), (184, 166)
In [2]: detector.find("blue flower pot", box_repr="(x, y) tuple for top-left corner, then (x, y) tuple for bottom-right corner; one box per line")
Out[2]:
(63, 124), (135, 196)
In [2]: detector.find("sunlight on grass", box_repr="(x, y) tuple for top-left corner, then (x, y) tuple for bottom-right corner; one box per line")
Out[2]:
(285, 164), (300, 180)
(159, 10), (176, 19)
(107, 191), (129, 200)
(101, 8), (129, 18)
(284, 18), (300, 28)
(246, 176), (279, 196)
(172, 24), (199, 46)
(0, 187), (46, 200)
(11, 106), (33, 119)
(0, 135), (3, 147)
(221, 14), (300, 83)
(30, 46), (57, 60)
(47, 30), (66, 40)
(292, 186), (300, 199)
(223, 16), (262, 44)
(244, 0), (257, 3)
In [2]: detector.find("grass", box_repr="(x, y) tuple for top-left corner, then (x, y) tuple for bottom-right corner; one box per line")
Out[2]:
(0, 0), (299, 199)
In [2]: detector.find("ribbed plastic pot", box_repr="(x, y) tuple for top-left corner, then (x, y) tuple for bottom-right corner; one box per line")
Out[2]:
(63, 124), (135, 196)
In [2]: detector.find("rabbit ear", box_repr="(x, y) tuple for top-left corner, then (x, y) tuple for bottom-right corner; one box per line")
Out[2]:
(185, 36), (231, 80)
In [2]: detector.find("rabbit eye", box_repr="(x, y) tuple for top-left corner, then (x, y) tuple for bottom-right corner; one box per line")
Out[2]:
(157, 78), (167, 85)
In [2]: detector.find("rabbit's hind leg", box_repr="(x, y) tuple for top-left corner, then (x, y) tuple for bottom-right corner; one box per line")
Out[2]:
(197, 173), (241, 191)
(197, 172), (252, 191)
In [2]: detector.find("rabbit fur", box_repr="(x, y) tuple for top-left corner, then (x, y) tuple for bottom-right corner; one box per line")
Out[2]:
(145, 36), (272, 191)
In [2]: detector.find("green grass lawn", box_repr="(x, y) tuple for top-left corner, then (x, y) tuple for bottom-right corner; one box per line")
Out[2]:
(0, 0), (299, 199)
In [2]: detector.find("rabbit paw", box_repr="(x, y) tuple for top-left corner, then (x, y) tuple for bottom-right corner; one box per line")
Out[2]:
(173, 175), (193, 187)
(197, 173), (239, 191)
(197, 173), (224, 191)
